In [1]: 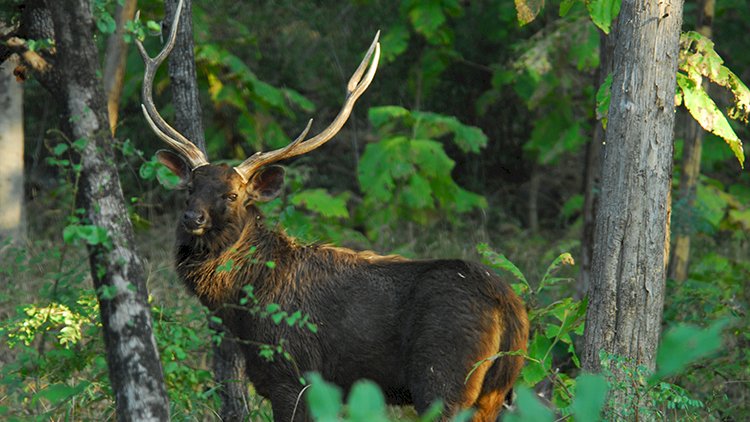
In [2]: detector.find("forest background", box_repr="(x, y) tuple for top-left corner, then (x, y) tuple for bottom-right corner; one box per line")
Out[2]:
(0, 0), (748, 420)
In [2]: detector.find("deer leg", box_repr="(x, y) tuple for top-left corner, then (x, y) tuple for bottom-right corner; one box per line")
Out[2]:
(267, 383), (310, 422)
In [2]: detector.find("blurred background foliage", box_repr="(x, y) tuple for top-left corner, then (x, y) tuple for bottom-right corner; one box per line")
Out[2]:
(1, 0), (748, 419)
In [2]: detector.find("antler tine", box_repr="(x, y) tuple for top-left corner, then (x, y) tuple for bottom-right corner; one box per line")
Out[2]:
(234, 32), (381, 182)
(135, 0), (208, 169)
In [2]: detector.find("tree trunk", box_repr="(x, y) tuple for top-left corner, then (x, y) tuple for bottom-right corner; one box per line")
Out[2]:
(579, 31), (615, 296)
(103, 0), (137, 135)
(0, 52), (25, 244)
(668, 0), (715, 282)
(582, 0), (684, 400)
(163, 1), (248, 418)
(164, 0), (206, 152)
(44, 1), (170, 419)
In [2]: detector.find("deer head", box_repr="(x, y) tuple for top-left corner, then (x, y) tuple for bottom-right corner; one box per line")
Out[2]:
(135, 0), (379, 243)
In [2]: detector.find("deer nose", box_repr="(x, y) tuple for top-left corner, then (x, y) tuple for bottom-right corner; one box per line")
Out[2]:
(182, 210), (207, 230)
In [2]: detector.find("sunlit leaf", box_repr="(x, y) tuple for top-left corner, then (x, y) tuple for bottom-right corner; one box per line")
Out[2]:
(587, 0), (621, 34)
(514, 0), (545, 26)
(676, 73), (744, 168)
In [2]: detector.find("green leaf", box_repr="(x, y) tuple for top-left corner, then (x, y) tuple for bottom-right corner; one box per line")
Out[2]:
(283, 88), (315, 113)
(271, 312), (285, 324)
(96, 12), (116, 34)
(587, 0), (621, 34)
(570, 373), (609, 421)
(156, 164), (182, 189)
(728, 208), (750, 231)
(404, 173), (434, 210)
(418, 401), (444, 422)
(503, 386), (554, 422)
(306, 372), (343, 421)
(559, 0), (579, 16)
(251, 79), (286, 109)
(676, 73), (744, 168)
(561, 194), (584, 219)
(347, 380), (388, 422)
(266, 303), (281, 313)
(215, 259), (235, 274)
(291, 189), (350, 219)
(696, 181), (729, 230)
(381, 24), (410, 62)
(62, 225), (111, 248)
(477, 244), (529, 287)
(596, 73), (613, 128)
(286, 310), (302, 326)
(53, 143), (69, 156)
(368, 106), (411, 128)
(652, 319), (730, 381)
(139, 161), (156, 180)
(408, 2), (447, 44)
(146, 20), (161, 33)
(679, 32), (750, 124)
(521, 334), (552, 385)
(539, 253), (576, 292)
(72, 138), (88, 151)
(34, 382), (87, 406)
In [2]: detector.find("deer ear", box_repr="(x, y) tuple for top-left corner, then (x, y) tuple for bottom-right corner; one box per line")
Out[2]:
(247, 165), (285, 202)
(156, 149), (190, 189)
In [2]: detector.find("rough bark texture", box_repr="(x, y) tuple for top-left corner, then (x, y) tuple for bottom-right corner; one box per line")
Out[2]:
(40, 1), (170, 420)
(668, 0), (715, 282)
(164, 0), (206, 152)
(579, 31), (615, 296)
(209, 320), (250, 420)
(582, 0), (684, 379)
(103, 0), (137, 135)
(162, 1), (248, 418)
(0, 53), (25, 243)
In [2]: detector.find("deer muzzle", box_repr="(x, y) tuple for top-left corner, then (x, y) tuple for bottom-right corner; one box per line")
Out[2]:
(182, 209), (210, 235)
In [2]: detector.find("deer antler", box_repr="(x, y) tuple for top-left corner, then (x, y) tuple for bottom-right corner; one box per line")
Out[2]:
(233, 32), (381, 183)
(135, 0), (208, 169)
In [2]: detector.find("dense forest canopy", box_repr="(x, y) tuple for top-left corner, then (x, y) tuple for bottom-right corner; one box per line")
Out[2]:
(0, 0), (748, 420)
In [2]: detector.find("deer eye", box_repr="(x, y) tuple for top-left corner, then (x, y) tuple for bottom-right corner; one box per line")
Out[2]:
(224, 193), (238, 202)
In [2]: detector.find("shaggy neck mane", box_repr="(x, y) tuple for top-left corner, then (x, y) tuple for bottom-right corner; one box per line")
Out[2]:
(175, 212), (403, 308)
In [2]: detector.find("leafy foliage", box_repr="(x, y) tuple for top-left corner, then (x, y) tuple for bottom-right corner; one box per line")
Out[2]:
(4, 0), (750, 420)
(357, 106), (487, 238)
(479, 245), (585, 410)
(677, 32), (749, 167)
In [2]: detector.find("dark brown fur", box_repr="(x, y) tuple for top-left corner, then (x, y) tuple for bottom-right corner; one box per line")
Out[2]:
(161, 156), (529, 421)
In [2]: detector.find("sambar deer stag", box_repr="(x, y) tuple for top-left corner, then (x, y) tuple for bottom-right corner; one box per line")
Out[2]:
(137, 1), (528, 420)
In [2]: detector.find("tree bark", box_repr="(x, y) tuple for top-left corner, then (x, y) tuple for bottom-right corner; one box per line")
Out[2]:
(0, 51), (25, 244)
(29, 1), (171, 419)
(103, 0), (137, 135)
(164, 0), (206, 152)
(668, 0), (715, 282)
(163, 1), (248, 419)
(582, 0), (684, 391)
(579, 31), (615, 296)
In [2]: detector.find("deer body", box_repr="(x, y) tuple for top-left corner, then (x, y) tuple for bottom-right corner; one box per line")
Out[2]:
(159, 163), (528, 421)
(138, 3), (528, 419)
